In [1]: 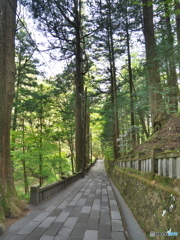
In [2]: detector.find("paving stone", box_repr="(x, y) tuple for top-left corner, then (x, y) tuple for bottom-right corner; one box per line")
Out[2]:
(92, 202), (100, 211)
(111, 231), (126, 240)
(102, 189), (107, 195)
(89, 194), (95, 198)
(100, 213), (110, 225)
(11, 236), (27, 240)
(84, 200), (93, 206)
(45, 205), (57, 213)
(100, 205), (109, 213)
(83, 230), (98, 240)
(57, 201), (68, 209)
(107, 193), (114, 199)
(33, 212), (50, 222)
(77, 198), (86, 206)
(77, 213), (89, 223)
(39, 217), (56, 228)
(63, 217), (78, 228)
(107, 186), (112, 191)
(17, 221), (41, 235)
(24, 227), (47, 240)
(108, 191), (115, 197)
(54, 226), (72, 239)
(110, 204), (119, 211)
(95, 194), (101, 199)
(81, 206), (91, 214)
(80, 188), (86, 192)
(70, 223), (86, 238)
(69, 237), (83, 240)
(89, 210), (100, 218)
(112, 220), (124, 232)
(73, 193), (83, 201)
(101, 196), (108, 202)
(55, 212), (70, 222)
(83, 189), (91, 195)
(111, 211), (121, 220)
(69, 200), (78, 206)
(69, 206), (82, 217)
(49, 209), (62, 217)
(99, 224), (111, 239)
(64, 206), (73, 213)
(39, 235), (55, 240)
(44, 222), (63, 236)
(87, 218), (99, 230)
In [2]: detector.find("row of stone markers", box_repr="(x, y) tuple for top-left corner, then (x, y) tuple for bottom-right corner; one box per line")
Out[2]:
(113, 150), (180, 178)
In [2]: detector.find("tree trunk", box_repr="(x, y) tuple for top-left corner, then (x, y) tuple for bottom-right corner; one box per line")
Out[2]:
(90, 129), (93, 165)
(86, 105), (90, 165)
(175, 1), (180, 72)
(164, 0), (178, 112)
(142, 0), (166, 128)
(126, 10), (136, 148)
(22, 119), (29, 194)
(81, 87), (87, 177)
(75, 34), (84, 172)
(39, 85), (43, 186)
(0, 0), (25, 226)
(58, 141), (62, 176)
(107, 0), (120, 159)
(137, 109), (149, 138)
(67, 128), (75, 174)
(75, 0), (85, 172)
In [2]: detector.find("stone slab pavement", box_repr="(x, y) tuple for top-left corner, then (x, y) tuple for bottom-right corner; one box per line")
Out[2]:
(0, 160), (147, 240)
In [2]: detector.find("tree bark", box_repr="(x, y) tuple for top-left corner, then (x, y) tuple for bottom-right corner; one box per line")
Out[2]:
(142, 0), (166, 128)
(125, 9), (136, 148)
(0, 0), (25, 225)
(164, 0), (178, 112)
(22, 119), (29, 194)
(107, 0), (120, 159)
(85, 104), (90, 165)
(75, 30), (84, 171)
(75, 0), (85, 172)
(175, 1), (180, 73)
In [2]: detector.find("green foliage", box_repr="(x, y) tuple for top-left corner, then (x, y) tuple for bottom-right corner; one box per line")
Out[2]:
(12, 0), (180, 200)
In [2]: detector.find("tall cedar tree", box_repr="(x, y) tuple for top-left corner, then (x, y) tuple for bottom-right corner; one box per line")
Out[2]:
(175, 1), (180, 71)
(142, 0), (166, 129)
(31, 0), (88, 171)
(163, 0), (178, 112)
(106, 0), (120, 159)
(0, 0), (25, 227)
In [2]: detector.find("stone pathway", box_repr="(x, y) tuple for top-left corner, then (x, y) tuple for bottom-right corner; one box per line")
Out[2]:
(1, 160), (129, 240)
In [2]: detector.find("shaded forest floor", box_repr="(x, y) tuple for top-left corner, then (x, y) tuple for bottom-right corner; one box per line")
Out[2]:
(132, 112), (180, 155)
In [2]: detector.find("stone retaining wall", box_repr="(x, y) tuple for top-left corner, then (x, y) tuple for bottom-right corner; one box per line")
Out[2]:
(106, 163), (180, 240)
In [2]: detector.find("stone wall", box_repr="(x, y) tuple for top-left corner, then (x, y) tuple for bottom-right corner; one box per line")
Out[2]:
(107, 163), (180, 240)
(30, 160), (97, 205)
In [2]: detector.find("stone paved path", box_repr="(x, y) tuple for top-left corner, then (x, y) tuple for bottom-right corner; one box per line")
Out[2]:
(1, 160), (128, 240)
